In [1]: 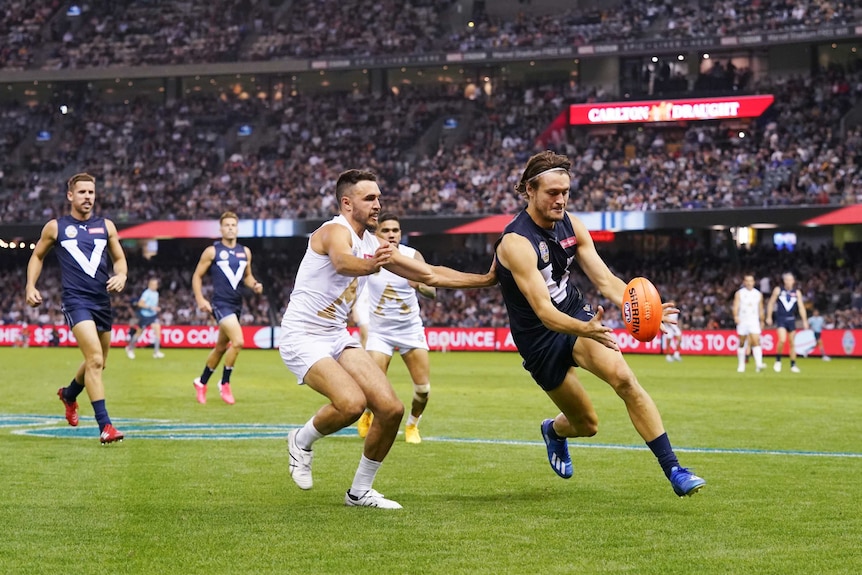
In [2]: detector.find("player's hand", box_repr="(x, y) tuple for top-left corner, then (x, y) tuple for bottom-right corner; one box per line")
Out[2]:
(585, 306), (619, 351)
(26, 287), (42, 308)
(197, 299), (213, 314)
(659, 301), (680, 334)
(370, 243), (393, 272)
(252, 281), (264, 295)
(765, 317), (773, 326)
(107, 273), (126, 293)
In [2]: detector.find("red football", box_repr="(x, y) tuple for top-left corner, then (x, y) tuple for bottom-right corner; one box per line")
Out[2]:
(622, 277), (663, 342)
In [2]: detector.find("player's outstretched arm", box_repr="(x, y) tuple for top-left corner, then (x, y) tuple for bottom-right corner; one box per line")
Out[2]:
(313, 225), (390, 276)
(496, 232), (617, 350)
(407, 250), (437, 299)
(25, 220), (58, 307)
(384, 248), (496, 289)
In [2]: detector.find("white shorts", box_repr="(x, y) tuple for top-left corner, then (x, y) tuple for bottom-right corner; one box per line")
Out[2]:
(279, 326), (360, 384)
(365, 324), (429, 356)
(663, 324), (682, 338)
(736, 319), (762, 337)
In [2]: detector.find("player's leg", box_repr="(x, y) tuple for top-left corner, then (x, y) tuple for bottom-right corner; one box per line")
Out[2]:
(401, 347), (431, 444)
(193, 316), (231, 403)
(287, 356), (368, 491)
(358, 349), (393, 438)
(337, 347), (404, 508)
(72, 321), (123, 443)
(540, 367), (597, 480)
(750, 332), (764, 370)
(152, 321), (164, 358)
(126, 316), (139, 358)
(736, 329), (748, 372)
(216, 315), (244, 403)
(574, 337), (705, 495)
(788, 329), (800, 372)
(774, 327), (788, 372)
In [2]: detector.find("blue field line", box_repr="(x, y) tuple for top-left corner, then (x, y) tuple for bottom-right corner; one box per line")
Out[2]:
(4, 413), (861, 459)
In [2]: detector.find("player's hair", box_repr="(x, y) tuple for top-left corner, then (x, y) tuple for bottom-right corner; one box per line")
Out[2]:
(378, 212), (400, 224)
(67, 172), (95, 191)
(219, 211), (239, 224)
(515, 150), (572, 197)
(336, 169), (377, 203)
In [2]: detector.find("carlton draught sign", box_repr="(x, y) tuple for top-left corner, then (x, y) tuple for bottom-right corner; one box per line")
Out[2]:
(569, 95), (774, 125)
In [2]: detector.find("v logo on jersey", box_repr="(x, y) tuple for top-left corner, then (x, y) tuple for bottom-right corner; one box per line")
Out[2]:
(779, 293), (796, 312)
(60, 239), (107, 278)
(216, 260), (247, 290)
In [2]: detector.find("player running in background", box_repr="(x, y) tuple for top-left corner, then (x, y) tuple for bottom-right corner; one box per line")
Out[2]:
(807, 308), (830, 361)
(766, 272), (808, 373)
(356, 214), (436, 444)
(191, 211), (264, 404)
(733, 273), (766, 373)
(662, 308), (682, 362)
(494, 150), (705, 497)
(280, 169), (495, 509)
(126, 277), (164, 359)
(25, 172), (128, 444)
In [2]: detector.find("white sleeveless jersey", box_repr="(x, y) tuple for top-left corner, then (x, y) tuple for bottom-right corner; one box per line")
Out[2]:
(281, 214), (381, 333)
(367, 244), (422, 331)
(736, 287), (762, 322)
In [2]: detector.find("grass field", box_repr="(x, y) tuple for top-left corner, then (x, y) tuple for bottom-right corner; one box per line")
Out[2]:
(1, 347), (860, 575)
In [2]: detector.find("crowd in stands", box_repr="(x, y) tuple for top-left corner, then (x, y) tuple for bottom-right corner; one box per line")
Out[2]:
(3, 64), (862, 224)
(1, 0), (860, 71)
(3, 240), (861, 336)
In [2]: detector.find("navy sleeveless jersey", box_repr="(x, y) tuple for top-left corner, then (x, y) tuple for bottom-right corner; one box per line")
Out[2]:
(496, 211), (585, 356)
(210, 241), (248, 306)
(774, 287), (799, 322)
(56, 215), (111, 308)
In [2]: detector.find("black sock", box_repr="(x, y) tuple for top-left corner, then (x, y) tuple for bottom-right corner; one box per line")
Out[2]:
(66, 379), (85, 401)
(92, 399), (111, 431)
(200, 366), (214, 385)
(646, 432), (680, 479)
(221, 366), (233, 384)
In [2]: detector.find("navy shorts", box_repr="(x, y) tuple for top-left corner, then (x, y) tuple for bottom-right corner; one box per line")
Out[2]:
(211, 301), (242, 324)
(521, 305), (595, 392)
(62, 304), (113, 333)
(775, 317), (797, 332)
(136, 312), (159, 329)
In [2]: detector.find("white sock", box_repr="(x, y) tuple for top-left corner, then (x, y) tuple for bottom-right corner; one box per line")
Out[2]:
(295, 417), (324, 450)
(349, 455), (382, 496)
(406, 414), (421, 427)
(737, 347), (746, 369)
(753, 346), (763, 366)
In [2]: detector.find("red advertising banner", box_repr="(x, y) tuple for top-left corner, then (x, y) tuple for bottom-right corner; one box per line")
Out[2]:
(569, 95), (775, 125)
(1, 325), (859, 357)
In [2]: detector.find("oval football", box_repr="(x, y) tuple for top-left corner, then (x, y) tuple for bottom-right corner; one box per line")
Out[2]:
(623, 277), (663, 342)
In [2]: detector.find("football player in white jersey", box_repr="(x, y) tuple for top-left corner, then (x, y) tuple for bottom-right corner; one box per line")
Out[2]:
(733, 273), (766, 372)
(280, 170), (496, 509)
(356, 214), (436, 444)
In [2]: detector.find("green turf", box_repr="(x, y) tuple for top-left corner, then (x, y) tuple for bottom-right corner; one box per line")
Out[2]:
(1, 348), (860, 574)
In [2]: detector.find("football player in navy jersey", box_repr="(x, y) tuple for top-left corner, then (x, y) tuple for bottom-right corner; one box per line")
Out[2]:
(494, 151), (705, 497)
(191, 211), (264, 405)
(25, 172), (128, 444)
(766, 272), (808, 373)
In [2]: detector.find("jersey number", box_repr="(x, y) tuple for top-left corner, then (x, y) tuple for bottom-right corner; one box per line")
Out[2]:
(60, 239), (107, 278)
